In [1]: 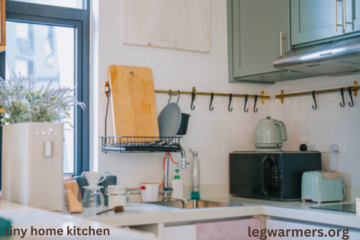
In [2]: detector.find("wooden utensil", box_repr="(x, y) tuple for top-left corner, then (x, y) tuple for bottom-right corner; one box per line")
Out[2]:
(109, 65), (159, 142)
(96, 206), (124, 215)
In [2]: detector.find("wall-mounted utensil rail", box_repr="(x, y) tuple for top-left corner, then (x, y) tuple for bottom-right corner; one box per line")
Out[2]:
(104, 82), (269, 113)
(155, 87), (269, 112)
(155, 89), (269, 100)
(276, 81), (359, 109)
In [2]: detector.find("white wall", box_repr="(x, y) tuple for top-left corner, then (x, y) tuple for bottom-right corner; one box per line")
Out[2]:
(92, 0), (268, 197)
(92, 0), (360, 200)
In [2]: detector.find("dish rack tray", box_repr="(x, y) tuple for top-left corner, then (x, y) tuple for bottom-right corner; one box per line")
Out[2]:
(100, 136), (182, 153)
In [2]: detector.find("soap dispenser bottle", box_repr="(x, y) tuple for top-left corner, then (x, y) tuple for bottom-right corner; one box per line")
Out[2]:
(190, 149), (201, 200)
(171, 169), (184, 199)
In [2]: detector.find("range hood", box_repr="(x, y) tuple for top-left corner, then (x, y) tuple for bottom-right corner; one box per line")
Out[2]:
(273, 36), (360, 76)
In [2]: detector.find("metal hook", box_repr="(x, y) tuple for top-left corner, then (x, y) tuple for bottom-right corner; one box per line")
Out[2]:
(176, 90), (180, 104)
(228, 94), (233, 112)
(209, 93), (215, 111)
(168, 90), (172, 104)
(244, 95), (249, 112)
(348, 87), (354, 107)
(191, 91), (196, 110)
(253, 95), (258, 113)
(312, 91), (317, 110)
(340, 88), (345, 108)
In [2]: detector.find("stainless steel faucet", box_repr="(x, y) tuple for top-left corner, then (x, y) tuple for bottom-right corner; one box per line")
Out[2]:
(162, 144), (188, 201)
(177, 144), (188, 169)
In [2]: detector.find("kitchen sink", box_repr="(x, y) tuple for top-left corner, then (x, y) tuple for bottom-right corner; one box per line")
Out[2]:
(150, 199), (242, 209)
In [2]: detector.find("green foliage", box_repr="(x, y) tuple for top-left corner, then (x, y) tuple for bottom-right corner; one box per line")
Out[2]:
(0, 73), (86, 126)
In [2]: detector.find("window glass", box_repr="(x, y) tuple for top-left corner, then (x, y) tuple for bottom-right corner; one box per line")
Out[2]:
(6, 21), (76, 173)
(9, 0), (85, 9)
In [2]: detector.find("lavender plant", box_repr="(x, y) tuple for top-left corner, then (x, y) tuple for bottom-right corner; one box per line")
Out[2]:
(0, 73), (86, 126)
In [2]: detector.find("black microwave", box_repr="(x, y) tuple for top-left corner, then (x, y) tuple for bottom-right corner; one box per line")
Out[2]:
(230, 152), (321, 201)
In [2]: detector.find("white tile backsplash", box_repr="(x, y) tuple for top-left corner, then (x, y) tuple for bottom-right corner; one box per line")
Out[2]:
(92, 0), (360, 198)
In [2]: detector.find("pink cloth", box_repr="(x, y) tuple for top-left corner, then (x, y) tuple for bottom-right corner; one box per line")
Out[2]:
(196, 219), (260, 240)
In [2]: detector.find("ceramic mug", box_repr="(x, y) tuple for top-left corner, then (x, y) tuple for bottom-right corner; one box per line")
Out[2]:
(82, 172), (107, 187)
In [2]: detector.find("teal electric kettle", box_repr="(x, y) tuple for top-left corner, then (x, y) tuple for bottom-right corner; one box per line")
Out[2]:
(255, 116), (287, 152)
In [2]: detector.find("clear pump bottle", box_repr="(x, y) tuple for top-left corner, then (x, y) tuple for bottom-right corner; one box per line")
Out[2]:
(190, 149), (200, 200)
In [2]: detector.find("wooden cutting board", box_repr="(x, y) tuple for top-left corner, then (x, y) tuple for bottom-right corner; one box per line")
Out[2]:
(109, 65), (159, 139)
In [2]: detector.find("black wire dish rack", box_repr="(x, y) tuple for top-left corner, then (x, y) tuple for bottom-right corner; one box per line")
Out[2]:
(100, 136), (182, 153)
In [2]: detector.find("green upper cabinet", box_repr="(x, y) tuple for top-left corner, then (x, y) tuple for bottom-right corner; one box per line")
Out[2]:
(291, 0), (360, 46)
(346, 0), (360, 33)
(291, 0), (342, 45)
(228, 0), (290, 83)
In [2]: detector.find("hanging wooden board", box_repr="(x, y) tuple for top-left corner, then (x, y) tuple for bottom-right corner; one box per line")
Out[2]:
(123, 0), (211, 53)
(109, 65), (160, 140)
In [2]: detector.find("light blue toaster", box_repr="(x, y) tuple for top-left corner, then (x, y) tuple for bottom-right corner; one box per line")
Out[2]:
(301, 171), (344, 203)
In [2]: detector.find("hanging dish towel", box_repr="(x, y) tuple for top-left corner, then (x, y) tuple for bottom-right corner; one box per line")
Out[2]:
(196, 219), (261, 240)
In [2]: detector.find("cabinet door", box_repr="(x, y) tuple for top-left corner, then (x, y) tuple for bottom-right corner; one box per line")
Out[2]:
(230, 0), (289, 78)
(334, 0), (360, 34)
(291, 0), (344, 45)
(164, 225), (196, 240)
(350, 0), (360, 32)
(266, 219), (360, 240)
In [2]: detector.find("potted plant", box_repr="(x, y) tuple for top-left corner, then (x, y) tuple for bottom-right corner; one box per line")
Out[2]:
(0, 73), (86, 211)
(0, 74), (86, 125)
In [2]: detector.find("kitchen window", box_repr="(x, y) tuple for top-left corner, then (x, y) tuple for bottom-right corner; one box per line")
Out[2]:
(0, 0), (90, 178)
(7, 0), (86, 9)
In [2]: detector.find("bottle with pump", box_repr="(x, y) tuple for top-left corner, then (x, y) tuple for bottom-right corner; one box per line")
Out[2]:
(171, 169), (184, 199)
(190, 149), (200, 200)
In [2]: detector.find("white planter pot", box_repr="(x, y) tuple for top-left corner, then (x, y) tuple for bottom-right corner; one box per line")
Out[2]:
(2, 122), (64, 211)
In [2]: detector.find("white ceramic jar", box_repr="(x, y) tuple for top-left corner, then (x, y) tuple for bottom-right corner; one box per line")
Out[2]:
(140, 183), (160, 202)
(106, 185), (127, 208)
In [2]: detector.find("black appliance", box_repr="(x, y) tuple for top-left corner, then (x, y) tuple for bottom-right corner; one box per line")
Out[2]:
(230, 152), (321, 201)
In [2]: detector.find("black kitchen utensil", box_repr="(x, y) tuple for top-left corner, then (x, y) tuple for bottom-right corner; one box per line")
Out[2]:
(177, 113), (190, 135)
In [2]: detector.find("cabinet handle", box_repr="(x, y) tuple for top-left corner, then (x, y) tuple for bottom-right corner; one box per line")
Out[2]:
(335, 0), (338, 31)
(280, 31), (286, 57)
(343, 0), (346, 31)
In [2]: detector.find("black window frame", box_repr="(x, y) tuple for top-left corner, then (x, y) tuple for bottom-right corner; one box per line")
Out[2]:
(0, 0), (90, 179)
